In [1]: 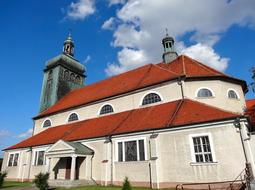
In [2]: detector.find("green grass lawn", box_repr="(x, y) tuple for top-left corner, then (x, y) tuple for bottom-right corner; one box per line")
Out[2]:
(2, 181), (33, 188)
(56, 186), (159, 190)
(1, 182), (174, 190)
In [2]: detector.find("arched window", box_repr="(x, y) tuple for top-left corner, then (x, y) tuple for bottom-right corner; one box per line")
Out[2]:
(70, 73), (75, 82)
(75, 76), (81, 84)
(100, 105), (114, 115)
(228, 90), (238, 99)
(68, 113), (79, 122)
(43, 119), (51, 128)
(64, 70), (69, 80)
(197, 88), (213, 98)
(142, 93), (162, 105)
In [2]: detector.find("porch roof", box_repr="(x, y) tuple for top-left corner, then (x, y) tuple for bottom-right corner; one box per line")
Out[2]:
(65, 141), (94, 155)
(45, 140), (94, 157)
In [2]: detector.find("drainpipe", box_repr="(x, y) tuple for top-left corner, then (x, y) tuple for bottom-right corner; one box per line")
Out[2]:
(177, 77), (185, 99)
(148, 139), (152, 189)
(234, 118), (248, 163)
(90, 153), (98, 185)
(110, 137), (113, 186)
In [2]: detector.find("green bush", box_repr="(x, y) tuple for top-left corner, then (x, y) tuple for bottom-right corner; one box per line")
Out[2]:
(33, 172), (49, 190)
(0, 171), (7, 188)
(122, 177), (132, 190)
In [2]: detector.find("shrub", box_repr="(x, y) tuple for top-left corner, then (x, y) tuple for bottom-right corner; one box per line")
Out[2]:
(33, 172), (49, 190)
(122, 177), (132, 190)
(0, 171), (7, 188)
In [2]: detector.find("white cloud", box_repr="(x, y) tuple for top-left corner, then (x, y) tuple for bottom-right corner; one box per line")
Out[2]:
(17, 128), (33, 138)
(104, 0), (255, 76)
(102, 17), (117, 30)
(67, 0), (95, 20)
(105, 48), (149, 75)
(109, 0), (126, 6)
(83, 55), (91, 64)
(0, 129), (10, 137)
(180, 43), (229, 72)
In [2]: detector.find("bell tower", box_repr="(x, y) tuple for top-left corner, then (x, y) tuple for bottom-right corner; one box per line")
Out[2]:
(63, 32), (74, 56)
(162, 29), (178, 64)
(39, 33), (86, 112)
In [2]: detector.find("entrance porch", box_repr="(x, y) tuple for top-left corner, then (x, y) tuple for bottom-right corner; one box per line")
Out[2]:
(45, 140), (95, 187)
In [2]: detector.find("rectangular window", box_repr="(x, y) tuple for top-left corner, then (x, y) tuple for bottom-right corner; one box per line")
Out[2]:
(8, 153), (19, 167)
(117, 139), (145, 162)
(34, 151), (45, 166)
(118, 142), (123, 162)
(192, 136), (213, 163)
(139, 140), (145, 161)
(125, 141), (137, 161)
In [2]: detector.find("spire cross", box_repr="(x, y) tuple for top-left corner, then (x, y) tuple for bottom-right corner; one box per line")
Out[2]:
(68, 28), (72, 38)
(165, 28), (169, 36)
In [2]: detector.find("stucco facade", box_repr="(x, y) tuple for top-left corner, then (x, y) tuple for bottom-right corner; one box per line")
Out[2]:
(2, 119), (254, 188)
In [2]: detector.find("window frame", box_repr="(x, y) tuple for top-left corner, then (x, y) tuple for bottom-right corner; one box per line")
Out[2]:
(7, 152), (20, 167)
(189, 133), (216, 164)
(115, 137), (147, 162)
(41, 118), (52, 128)
(66, 112), (79, 123)
(196, 87), (214, 98)
(227, 89), (240, 100)
(33, 149), (46, 166)
(140, 91), (163, 106)
(98, 103), (114, 116)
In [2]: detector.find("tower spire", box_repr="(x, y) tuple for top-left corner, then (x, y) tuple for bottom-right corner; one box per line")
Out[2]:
(162, 29), (178, 63)
(63, 30), (74, 57)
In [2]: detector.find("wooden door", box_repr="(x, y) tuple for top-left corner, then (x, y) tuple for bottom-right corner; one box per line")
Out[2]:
(65, 157), (71, 180)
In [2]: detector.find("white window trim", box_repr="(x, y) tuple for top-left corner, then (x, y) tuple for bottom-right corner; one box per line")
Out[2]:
(140, 91), (163, 106)
(7, 151), (20, 167)
(41, 118), (52, 128)
(195, 87), (215, 98)
(115, 137), (147, 162)
(227, 88), (240, 100)
(189, 133), (217, 164)
(33, 147), (47, 166)
(66, 112), (80, 123)
(98, 103), (115, 116)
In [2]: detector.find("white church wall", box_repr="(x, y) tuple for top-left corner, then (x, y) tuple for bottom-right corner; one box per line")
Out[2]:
(184, 80), (246, 114)
(2, 120), (250, 187)
(34, 80), (182, 135)
(81, 140), (105, 183)
(2, 149), (31, 181)
(157, 123), (246, 185)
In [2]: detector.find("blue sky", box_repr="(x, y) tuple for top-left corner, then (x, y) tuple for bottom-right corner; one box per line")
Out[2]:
(0, 0), (255, 157)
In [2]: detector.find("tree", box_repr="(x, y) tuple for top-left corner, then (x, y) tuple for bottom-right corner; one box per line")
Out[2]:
(122, 177), (132, 190)
(33, 172), (49, 190)
(0, 171), (7, 188)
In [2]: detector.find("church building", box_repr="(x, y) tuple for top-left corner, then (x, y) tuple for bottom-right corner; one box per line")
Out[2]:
(1, 33), (255, 188)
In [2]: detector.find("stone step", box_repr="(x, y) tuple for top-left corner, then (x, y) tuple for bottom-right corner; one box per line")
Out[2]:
(48, 179), (96, 188)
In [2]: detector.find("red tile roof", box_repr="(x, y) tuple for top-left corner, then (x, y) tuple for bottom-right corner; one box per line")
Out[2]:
(36, 55), (247, 119)
(6, 99), (239, 150)
(158, 55), (228, 77)
(245, 99), (255, 127)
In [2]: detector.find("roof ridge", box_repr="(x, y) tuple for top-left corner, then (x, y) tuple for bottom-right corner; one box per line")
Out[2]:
(181, 55), (186, 75)
(166, 99), (184, 127)
(154, 62), (180, 76)
(183, 55), (226, 76)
